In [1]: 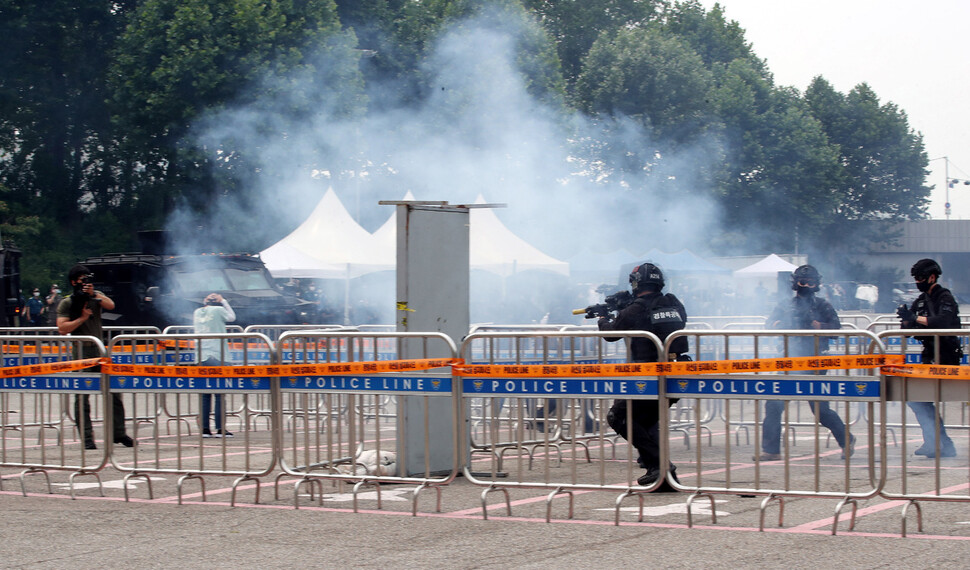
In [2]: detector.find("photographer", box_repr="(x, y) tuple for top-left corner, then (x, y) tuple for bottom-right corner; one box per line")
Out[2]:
(57, 264), (133, 450)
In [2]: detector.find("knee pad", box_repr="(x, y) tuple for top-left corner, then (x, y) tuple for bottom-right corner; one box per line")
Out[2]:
(607, 406), (625, 433)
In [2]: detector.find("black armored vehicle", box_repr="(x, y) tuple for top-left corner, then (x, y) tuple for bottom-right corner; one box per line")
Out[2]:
(79, 231), (311, 328)
(0, 241), (22, 326)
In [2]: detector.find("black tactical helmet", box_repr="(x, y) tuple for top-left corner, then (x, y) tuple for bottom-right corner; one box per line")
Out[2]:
(791, 264), (821, 292)
(630, 263), (664, 292)
(911, 258), (942, 280)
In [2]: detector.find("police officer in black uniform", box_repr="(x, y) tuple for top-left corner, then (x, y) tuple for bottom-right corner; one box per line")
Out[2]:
(755, 265), (853, 461)
(896, 258), (959, 458)
(598, 263), (688, 488)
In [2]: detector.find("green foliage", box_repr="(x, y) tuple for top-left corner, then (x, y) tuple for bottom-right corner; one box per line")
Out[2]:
(662, 1), (762, 70)
(436, 0), (565, 106)
(522, 0), (665, 84)
(105, 0), (354, 243)
(111, 0), (342, 143)
(805, 78), (931, 222)
(709, 60), (841, 252)
(575, 26), (714, 147)
(0, 0), (935, 278)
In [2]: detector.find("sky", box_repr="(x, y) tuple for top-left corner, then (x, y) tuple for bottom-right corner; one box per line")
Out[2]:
(700, 0), (970, 219)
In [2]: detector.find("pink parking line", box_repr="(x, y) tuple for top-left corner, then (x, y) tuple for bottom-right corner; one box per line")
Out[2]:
(12, 485), (970, 542)
(786, 480), (970, 533)
(6, 480), (970, 541)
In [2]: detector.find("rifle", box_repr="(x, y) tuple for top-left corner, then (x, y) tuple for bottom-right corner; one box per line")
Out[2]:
(572, 290), (634, 319)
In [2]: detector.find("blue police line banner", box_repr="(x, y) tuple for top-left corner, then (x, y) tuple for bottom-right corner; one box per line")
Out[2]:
(0, 374), (101, 392)
(109, 375), (271, 392)
(281, 374), (452, 395)
(666, 376), (881, 400)
(462, 377), (659, 397)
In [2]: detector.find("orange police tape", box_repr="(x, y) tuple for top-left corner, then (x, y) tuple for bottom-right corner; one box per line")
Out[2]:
(0, 357), (105, 378)
(0, 344), (74, 354)
(13, 354), (968, 381)
(0, 342), (197, 354)
(882, 364), (970, 380)
(97, 358), (461, 378)
(452, 353), (905, 377)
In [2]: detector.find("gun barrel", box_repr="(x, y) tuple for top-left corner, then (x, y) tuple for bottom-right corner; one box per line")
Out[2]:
(572, 308), (587, 315)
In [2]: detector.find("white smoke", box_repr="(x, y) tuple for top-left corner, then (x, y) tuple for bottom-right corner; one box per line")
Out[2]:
(173, 6), (725, 324)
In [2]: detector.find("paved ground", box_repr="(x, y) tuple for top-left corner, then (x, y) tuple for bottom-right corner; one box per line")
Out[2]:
(3, 389), (969, 568)
(3, 457), (969, 569)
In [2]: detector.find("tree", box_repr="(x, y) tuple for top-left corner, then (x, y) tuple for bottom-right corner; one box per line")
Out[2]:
(333, 0), (452, 106)
(705, 58), (840, 253)
(575, 26), (715, 149)
(522, 0), (665, 85)
(662, 1), (763, 71)
(0, 0), (131, 227)
(108, 0), (353, 232)
(437, 0), (566, 106)
(805, 78), (931, 222)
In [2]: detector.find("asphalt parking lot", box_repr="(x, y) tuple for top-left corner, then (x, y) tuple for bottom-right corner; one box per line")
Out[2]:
(3, 432), (969, 569)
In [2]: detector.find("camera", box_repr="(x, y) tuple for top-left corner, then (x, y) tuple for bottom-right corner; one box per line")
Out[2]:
(80, 274), (94, 285)
(204, 297), (221, 306)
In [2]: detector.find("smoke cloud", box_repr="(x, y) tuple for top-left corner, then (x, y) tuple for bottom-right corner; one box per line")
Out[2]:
(171, 5), (726, 325)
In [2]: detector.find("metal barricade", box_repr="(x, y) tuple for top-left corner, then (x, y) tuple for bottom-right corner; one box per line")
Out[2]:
(163, 325), (244, 335)
(244, 324), (345, 342)
(688, 315), (767, 329)
(0, 327), (60, 336)
(274, 330), (458, 515)
(839, 313), (874, 329)
(0, 335), (108, 497)
(161, 326), (276, 431)
(458, 330), (673, 523)
(876, 329), (970, 536)
(106, 333), (278, 505)
(104, 326), (163, 339)
(0, 326), (165, 340)
(663, 329), (888, 533)
(464, 326), (627, 457)
(868, 320), (970, 457)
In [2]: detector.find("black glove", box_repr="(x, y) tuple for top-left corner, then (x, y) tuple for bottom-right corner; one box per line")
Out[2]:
(675, 353), (693, 362)
(896, 305), (916, 324)
(597, 317), (612, 329)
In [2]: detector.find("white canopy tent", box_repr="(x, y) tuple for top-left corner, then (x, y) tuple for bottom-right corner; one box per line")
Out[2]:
(468, 196), (569, 277)
(261, 190), (569, 324)
(733, 253), (798, 277)
(260, 187), (394, 279)
(369, 194), (569, 278)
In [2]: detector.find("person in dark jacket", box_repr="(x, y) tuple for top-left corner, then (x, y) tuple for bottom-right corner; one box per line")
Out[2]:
(599, 263), (689, 488)
(754, 265), (854, 461)
(896, 258), (959, 458)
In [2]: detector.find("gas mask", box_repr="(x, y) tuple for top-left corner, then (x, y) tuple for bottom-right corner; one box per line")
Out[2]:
(795, 286), (814, 297)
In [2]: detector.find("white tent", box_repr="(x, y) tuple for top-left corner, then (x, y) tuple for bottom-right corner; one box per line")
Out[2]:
(469, 196), (569, 277)
(262, 190), (569, 324)
(369, 190), (414, 258)
(260, 188), (394, 279)
(733, 253), (798, 277)
(370, 194), (570, 277)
